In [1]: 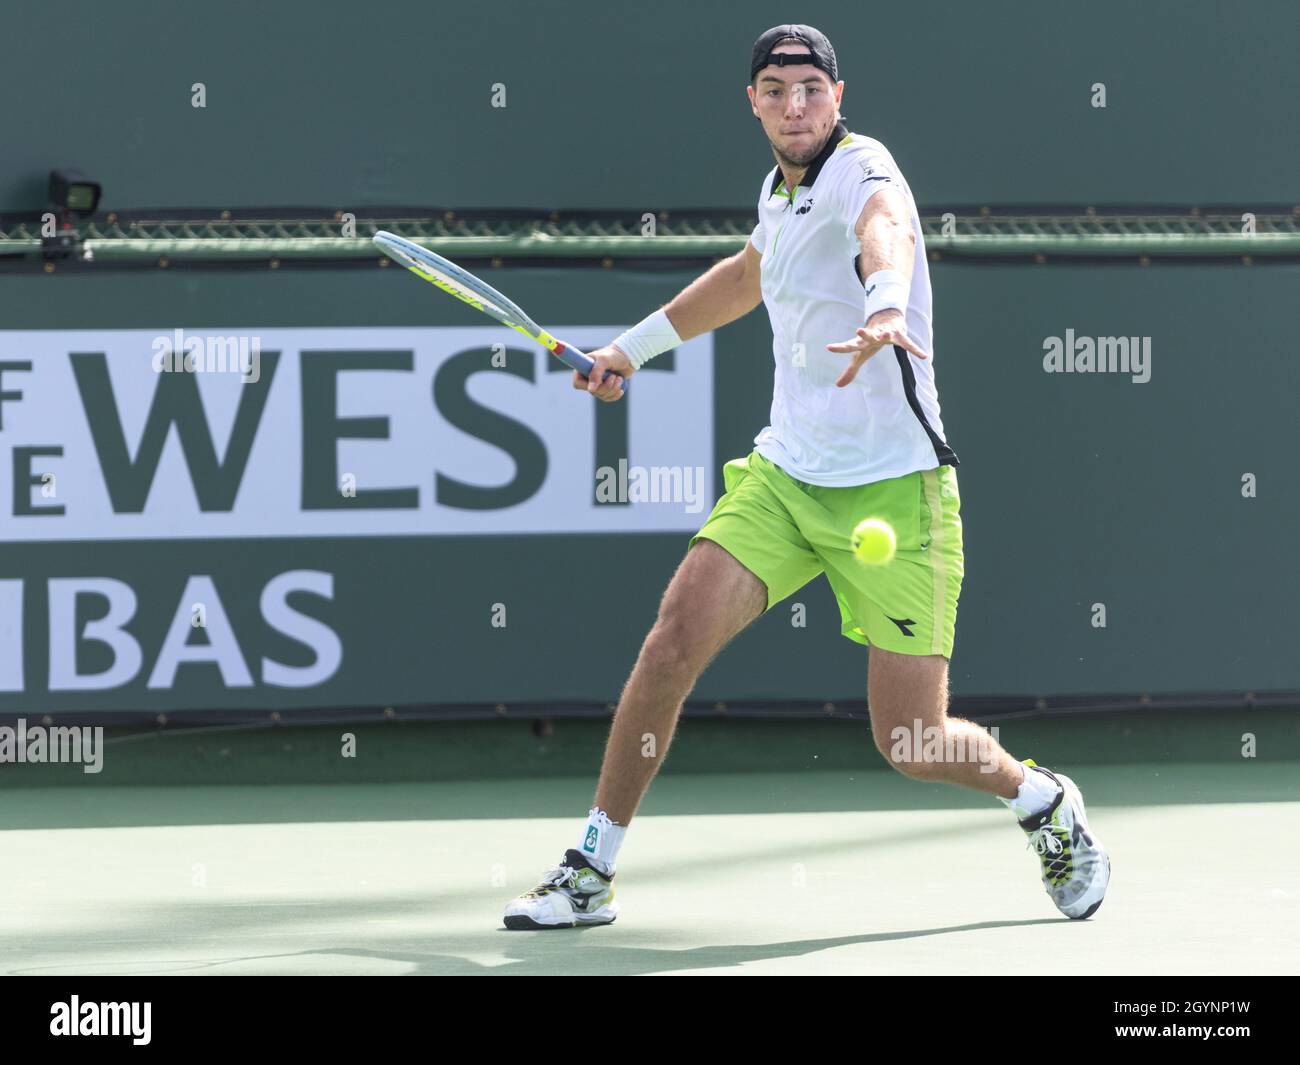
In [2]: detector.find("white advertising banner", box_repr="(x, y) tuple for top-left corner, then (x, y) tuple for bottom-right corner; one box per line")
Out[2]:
(0, 327), (715, 542)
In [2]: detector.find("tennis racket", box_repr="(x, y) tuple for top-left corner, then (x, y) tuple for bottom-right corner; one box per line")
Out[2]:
(373, 231), (626, 394)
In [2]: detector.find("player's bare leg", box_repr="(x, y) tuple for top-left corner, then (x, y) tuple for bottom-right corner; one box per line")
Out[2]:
(503, 539), (766, 928)
(593, 538), (767, 824)
(866, 646), (1022, 796)
(866, 645), (1111, 918)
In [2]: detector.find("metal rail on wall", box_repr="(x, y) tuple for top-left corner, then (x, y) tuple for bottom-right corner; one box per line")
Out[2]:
(2, 207), (1298, 266)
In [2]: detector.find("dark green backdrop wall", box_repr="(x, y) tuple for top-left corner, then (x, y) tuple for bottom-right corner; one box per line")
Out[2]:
(5, 0), (1296, 213)
(1, 259), (1295, 713)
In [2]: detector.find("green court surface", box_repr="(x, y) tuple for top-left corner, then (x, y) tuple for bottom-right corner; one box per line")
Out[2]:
(2, 718), (1297, 975)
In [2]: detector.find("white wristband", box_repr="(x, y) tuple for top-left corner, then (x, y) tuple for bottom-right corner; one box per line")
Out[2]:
(612, 308), (683, 370)
(863, 269), (909, 322)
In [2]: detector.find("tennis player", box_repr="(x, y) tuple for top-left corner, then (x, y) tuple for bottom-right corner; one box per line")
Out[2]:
(504, 24), (1110, 929)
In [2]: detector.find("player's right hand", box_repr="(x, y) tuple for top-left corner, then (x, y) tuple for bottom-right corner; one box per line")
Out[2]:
(573, 345), (633, 402)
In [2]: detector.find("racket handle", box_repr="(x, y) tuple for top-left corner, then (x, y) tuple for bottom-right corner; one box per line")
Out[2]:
(554, 342), (627, 395)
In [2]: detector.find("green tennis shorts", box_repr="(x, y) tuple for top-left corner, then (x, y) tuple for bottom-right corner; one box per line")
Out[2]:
(690, 450), (964, 658)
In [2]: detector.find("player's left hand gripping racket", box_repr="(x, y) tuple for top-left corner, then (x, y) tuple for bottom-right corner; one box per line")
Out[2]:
(373, 231), (626, 394)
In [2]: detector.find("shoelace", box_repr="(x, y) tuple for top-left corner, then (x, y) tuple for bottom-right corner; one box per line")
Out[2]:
(1025, 824), (1071, 886)
(537, 864), (581, 891)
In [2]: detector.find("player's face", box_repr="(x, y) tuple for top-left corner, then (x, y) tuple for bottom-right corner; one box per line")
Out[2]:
(749, 53), (842, 167)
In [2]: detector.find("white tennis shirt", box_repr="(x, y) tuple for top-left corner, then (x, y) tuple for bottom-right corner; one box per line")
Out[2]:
(750, 121), (959, 486)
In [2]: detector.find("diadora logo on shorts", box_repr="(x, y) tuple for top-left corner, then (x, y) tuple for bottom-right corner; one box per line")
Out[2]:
(886, 616), (917, 637)
(796, 198), (815, 215)
(584, 826), (599, 851)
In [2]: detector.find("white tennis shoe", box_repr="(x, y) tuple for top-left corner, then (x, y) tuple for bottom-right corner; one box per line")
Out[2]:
(503, 849), (619, 930)
(1017, 761), (1111, 919)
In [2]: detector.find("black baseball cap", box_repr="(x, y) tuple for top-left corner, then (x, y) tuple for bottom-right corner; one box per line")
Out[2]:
(750, 24), (838, 83)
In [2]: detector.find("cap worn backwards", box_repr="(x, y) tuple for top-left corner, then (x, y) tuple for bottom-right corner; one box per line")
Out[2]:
(749, 24), (839, 83)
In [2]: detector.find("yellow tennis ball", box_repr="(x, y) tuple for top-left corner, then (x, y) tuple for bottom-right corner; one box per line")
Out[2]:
(851, 517), (896, 565)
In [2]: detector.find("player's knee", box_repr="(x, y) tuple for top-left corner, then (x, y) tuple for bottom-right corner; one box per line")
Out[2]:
(884, 754), (949, 781)
(640, 614), (701, 678)
(871, 723), (950, 780)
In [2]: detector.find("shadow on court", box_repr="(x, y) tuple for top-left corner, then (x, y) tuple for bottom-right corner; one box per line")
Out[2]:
(2, 919), (1066, 977)
(285, 919), (1071, 975)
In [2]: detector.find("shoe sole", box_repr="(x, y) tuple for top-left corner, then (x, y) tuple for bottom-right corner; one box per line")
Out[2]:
(1056, 773), (1111, 920)
(503, 913), (617, 931)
